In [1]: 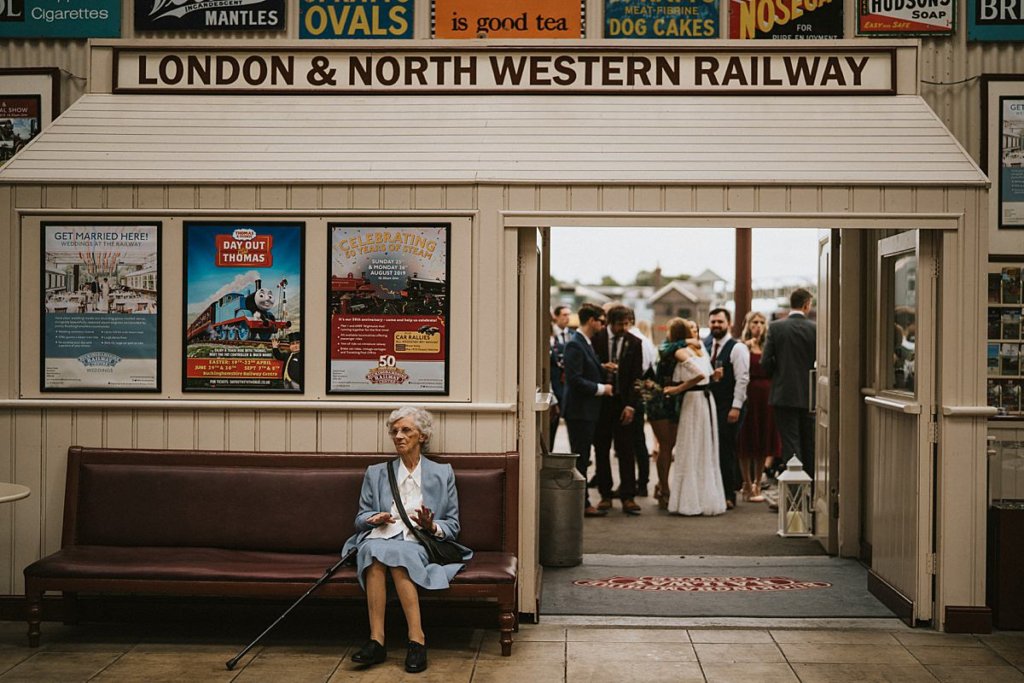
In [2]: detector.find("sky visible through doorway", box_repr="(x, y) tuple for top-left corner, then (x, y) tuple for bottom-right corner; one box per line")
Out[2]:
(550, 227), (820, 286)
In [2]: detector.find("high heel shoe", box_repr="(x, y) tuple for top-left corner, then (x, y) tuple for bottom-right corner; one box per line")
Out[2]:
(741, 482), (752, 502)
(749, 482), (765, 503)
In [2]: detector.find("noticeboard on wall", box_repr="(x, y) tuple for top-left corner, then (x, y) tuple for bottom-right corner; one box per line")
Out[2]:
(300, 0), (413, 38)
(857, 0), (954, 35)
(604, 0), (719, 38)
(434, 0), (583, 38)
(183, 222), (304, 393)
(1, 69), (58, 165)
(0, 0), (119, 38)
(134, 0), (285, 31)
(729, 0), (843, 38)
(41, 222), (161, 392)
(328, 223), (450, 395)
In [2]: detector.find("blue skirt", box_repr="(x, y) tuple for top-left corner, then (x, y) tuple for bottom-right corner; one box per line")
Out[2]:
(355, 538), (464, 591)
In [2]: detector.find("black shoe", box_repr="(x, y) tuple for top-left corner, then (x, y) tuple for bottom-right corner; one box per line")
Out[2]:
(405, 640), (428, 673)
(351, 639), (387, 665)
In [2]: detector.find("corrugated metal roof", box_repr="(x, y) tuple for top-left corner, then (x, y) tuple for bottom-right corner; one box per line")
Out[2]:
(0, 93), (988, 185)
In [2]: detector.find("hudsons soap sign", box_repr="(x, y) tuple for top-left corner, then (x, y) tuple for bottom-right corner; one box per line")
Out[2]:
(113, 46), (896, 94)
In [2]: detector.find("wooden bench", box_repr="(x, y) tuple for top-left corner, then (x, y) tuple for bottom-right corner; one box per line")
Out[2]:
(23, 447), (519, 654)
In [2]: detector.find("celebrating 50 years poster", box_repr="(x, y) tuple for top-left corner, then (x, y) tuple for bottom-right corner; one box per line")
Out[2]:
(183, 222), (304, 392)
(41, 222), (160, 391)
(329, 223), (449, 394)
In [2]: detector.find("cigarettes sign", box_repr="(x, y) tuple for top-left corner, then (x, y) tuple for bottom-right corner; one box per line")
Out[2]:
(114, 47), (896, 94)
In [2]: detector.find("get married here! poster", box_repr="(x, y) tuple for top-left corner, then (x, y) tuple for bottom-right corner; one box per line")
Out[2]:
(41, 222), (160, 391)
(329, 223), (449, 394)
(183, 222), (304, 392)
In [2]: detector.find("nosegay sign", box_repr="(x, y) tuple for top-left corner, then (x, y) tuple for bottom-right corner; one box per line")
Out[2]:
(115, 47), (896, 94)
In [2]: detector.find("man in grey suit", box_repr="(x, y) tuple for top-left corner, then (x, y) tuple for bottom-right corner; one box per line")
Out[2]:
(562, 303), (613, 517)
(761, 288), (817, 479)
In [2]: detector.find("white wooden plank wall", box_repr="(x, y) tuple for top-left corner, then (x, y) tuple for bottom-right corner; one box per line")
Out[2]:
(866, 405), (921, 605)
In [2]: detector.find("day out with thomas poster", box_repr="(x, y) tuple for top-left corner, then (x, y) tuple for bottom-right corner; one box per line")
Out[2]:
(329, 223), (449, 394)
(183, 222), (304, 392)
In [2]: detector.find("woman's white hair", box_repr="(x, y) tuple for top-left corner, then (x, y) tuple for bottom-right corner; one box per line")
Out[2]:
(386, 406), (434, 451)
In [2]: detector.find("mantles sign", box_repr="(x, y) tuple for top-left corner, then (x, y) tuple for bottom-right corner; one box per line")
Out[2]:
(113, 47), (896, 94)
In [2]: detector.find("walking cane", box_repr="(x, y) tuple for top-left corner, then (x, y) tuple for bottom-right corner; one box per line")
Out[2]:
(225, 552), (352, 671)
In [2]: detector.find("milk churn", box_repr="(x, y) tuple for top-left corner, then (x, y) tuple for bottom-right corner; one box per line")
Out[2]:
(539, 451), (584, 567)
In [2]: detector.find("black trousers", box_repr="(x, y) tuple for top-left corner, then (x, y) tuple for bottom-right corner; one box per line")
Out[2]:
(566, 417), (597, 508)
(774, 406), (816, 479)
(593, 397), (637, 501)
(715, 404), (744, 503)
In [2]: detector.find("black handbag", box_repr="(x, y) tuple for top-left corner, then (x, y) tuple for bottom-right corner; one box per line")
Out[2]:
(386, 459), (464, 566)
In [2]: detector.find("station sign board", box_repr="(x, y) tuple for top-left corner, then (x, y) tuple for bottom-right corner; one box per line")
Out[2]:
(113, 46), (897, 95)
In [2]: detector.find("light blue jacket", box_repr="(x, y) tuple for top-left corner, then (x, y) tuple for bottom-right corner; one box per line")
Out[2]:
(341, 456), (472, 563)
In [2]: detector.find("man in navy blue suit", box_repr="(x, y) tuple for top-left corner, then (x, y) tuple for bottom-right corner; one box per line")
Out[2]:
(549, 305), (572, 450)
(562, 303), (613, 517)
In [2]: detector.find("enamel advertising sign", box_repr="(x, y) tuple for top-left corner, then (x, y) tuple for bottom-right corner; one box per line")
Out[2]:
(604, 0), (720, 39)
(134, 0), (285, 31)
(729, 0), (843, 38)
(434, 0), (582, 38)
(858, 0), (954, 35)
(0, 0), (120, 37)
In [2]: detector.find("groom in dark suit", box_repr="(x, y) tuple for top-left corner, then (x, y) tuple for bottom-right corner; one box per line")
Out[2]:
(761, 288), (817, 479)
(592, 305), (645, 515)
(562, 303), (613, 517)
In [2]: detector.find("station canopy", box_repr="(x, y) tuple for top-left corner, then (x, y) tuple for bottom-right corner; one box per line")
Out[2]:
(0, 93), (987, 186)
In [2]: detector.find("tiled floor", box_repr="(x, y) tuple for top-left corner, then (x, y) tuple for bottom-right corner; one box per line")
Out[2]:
(0, 619), (1022, 682)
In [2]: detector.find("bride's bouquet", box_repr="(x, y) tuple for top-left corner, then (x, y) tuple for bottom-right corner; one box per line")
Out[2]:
(633, 378), (663, 405)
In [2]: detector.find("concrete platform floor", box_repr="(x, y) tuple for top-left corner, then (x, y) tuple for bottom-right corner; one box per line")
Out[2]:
(1, 618), (1022, 682)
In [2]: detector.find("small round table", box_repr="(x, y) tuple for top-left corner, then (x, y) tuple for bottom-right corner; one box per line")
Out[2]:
(0, 483), (30, 504)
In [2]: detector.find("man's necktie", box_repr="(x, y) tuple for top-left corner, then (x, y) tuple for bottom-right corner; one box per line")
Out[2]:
(711, 341), (720, 364)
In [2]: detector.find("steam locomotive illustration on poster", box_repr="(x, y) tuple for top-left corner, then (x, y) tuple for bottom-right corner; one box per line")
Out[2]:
(185, 278), (291, 343)
(329, 272), (445, 316)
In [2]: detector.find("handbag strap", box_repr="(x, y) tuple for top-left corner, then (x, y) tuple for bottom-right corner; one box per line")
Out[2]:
(386, 459), (431, 543)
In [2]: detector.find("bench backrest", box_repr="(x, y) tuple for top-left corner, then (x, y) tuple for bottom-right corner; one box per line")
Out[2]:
(63, 447), (518, 554)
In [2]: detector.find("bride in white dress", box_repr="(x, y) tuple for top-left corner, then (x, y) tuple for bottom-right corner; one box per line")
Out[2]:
(662, 320), (727, 516)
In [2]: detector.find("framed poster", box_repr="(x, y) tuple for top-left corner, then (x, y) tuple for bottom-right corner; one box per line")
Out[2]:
(983, 77), (1024, 230)
(1, 69), (59, 165)
(41, 222), (161, 392)
(434, 0), (582, 38)
(604, 0), (719, 38)
(301, 0), (413, 38)
(183, 222), (304, 392)
(328, 223), (450, 394)
(857, 0), (954, 35)
(729, 0), (843, 38)
(135, 0), (284, 31)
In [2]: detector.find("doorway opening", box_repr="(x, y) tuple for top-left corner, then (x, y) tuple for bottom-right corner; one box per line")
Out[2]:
(536, 225), (896, 623)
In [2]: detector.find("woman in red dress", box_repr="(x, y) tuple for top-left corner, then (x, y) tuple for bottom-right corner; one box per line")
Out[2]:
(737, 311), (781, 502)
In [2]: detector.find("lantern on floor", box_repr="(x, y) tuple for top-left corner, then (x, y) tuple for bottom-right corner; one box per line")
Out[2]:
(777, 456), (813, 538)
